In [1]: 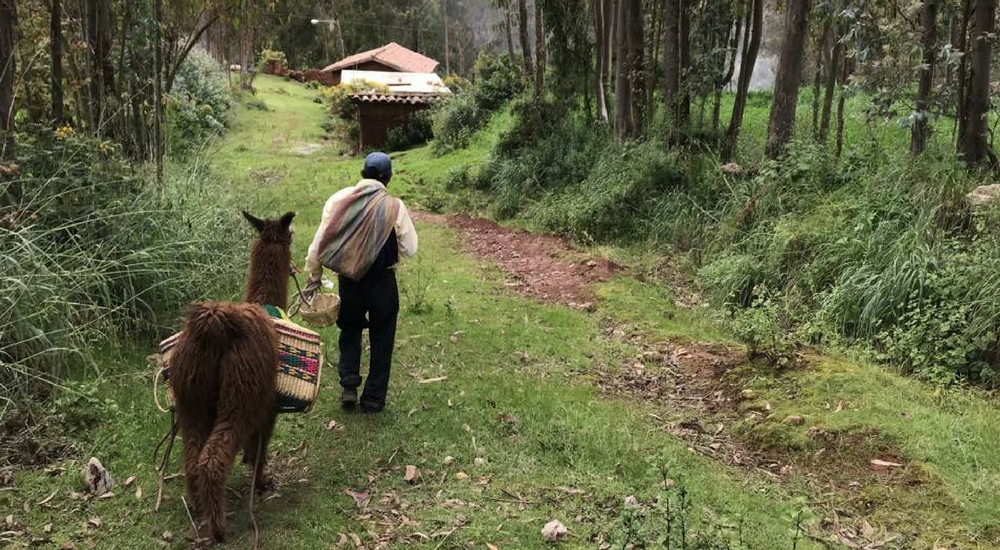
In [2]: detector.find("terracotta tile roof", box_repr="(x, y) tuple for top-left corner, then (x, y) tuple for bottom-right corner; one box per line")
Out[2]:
(321, 42), (439, 74)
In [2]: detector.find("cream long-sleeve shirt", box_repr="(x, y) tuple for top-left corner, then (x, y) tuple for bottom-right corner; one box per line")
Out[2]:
(305, 180), (418, 281)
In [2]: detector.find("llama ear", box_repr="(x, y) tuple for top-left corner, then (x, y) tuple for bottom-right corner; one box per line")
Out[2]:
(279, 212), (296, 229)
(242, 211), (266, 233)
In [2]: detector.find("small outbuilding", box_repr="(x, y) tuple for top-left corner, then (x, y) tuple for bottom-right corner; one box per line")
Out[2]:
(319, 42), (440, 86)
(343, 70), (451, 149)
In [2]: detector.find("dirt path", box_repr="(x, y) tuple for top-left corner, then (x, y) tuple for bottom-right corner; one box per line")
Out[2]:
(417, 212), (922, 548)
(415, 213), (620, 308)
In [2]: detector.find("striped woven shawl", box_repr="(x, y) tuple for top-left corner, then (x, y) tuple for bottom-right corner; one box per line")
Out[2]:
(317, 179), (401, 281)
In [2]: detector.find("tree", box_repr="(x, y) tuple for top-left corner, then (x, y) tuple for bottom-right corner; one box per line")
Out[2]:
(723, 0), (761, 161)
(663, 0), (679, 125)
(613, 0), (632, 138)
(911, 0), (939, 156)
(51, 0), (64, 125)
(593, 0), (609, 121)
(765, 0), (811, 160)
(960, 0), (996, 166)
(534, 0), (544, 95)
(0, 0), (15, 163)
(518, 0), (533, 80)
(818, 6), (842, 144)
(626, 0), (644, 133)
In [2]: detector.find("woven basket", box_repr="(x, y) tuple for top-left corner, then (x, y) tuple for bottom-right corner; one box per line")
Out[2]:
(156, 312), (323, 414)
(298, 292), (340, 328)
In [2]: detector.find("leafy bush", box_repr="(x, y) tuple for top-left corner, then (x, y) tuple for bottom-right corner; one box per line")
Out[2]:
(321, 79), (390, 120)
(431, 52), (524, 153)
(257, 48), (287, 74)
(530, 141), (686, 241)
(167, 46), (232, 156)
(432, 93), (483, 152)
(385, 110), (434, 152)
(1, 127), (249, 413)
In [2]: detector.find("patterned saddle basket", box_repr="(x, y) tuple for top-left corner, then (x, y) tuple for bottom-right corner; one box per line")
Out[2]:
(157, 306), (323, 414)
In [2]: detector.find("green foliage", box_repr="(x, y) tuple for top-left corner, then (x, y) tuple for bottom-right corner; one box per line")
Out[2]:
(53, 380), (120, 431)
(1, 127), (248, 409)
(385, 110), (434, 152)
(322, 79), (390, 120)
(724, 290), (792, 365)
(431, 52), (524, 153)
(166, 46), (233, 156)
(257, 48), (287, 74)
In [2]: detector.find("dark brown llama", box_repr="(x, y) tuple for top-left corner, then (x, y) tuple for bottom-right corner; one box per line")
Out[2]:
(169, 211), (294, 543)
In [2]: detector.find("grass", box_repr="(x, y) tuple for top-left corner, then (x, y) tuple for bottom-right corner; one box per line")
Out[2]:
(6, 75), (1000, 549)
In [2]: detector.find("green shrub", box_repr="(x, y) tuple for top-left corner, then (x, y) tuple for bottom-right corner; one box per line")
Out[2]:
(257, 48), (287, 74)
(321, 79), (389, 120)
(431, 52), (524, 153)
(385, 110), (434, 152)
(1, 127), (249, 412)
(432, 93), (482, 152)
(167, 46), (232, 155)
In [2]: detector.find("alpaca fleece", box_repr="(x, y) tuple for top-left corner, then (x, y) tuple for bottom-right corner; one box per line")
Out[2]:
(170, 211), (293, 543)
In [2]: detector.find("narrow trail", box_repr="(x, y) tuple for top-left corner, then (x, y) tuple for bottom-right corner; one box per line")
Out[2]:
(416, 211), (927, 548)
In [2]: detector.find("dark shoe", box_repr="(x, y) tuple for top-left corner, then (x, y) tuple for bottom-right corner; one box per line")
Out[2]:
(340, 387), (358, 408)
(360, 401), (384, 414)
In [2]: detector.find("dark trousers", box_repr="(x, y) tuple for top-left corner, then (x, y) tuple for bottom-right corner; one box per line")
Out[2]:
(337, 271), (399, 410)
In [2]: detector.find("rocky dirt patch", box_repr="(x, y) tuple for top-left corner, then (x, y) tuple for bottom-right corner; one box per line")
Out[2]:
(439, 215), (620, 306)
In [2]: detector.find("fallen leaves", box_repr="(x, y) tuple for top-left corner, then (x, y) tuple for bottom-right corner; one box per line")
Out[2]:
(344, 489), (370, 508)
(87, 517), (102, 529)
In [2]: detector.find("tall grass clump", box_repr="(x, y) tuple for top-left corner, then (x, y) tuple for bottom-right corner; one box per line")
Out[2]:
(0, 127), (249, 419)
(698, 147), (1000, 385)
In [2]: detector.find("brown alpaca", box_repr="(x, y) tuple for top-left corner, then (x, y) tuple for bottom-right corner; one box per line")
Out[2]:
(169, 211), (294, 543)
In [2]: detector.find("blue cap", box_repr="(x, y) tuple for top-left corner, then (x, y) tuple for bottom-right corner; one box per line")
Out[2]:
(362, 152), (392, 181)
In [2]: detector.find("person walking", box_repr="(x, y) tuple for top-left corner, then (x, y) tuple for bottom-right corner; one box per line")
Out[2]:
(303, 152), (417, 413)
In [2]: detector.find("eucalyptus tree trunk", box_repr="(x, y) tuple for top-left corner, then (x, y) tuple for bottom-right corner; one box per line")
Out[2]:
(51, 0), (65, 125)
(534, 0), (544, 96)
(956, 0), (972, 147)
(678, 0), (691, 129)
(723, 0), (762, 161)
(663, 0), (679, 126)
(959, 0), (996, 167)
(911, 0), (938, 156)
(518, 0), (533, 81)
(765, 0), (811, 160)
(714, 17), (741, 132)
(594, 0), (609, 121)
(819, 20), (841, 143)
(627, 0), (645, 135)
(613, 0), (632, 139)
(812, 21), (830, 140)
(0, 0), (16, 164)
(0, 0), (18, 205)
(505, 7), (515, 59)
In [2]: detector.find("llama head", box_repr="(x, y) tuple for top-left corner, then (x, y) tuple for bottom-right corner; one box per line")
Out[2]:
(242, 211), (296, 244)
